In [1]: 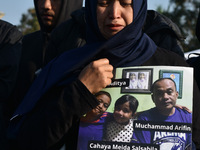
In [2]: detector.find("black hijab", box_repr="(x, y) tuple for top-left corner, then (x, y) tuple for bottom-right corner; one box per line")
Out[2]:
(12, 0), (157, 117)
(85, 0), (157, 67)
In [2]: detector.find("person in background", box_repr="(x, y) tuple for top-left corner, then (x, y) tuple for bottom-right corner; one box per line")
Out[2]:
(196, 10), (200, 42)
(143, 10), (185, 58)
(7, 0), (83, 122)
(187, 10), (200, 89)
(0, 20), (22, 150)
(7, 0), (200, 149)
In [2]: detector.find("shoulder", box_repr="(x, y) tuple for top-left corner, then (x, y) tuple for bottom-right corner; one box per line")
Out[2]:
(143, 47), (188, 66)
(175, 108), (192, 123)
(51, 9), (85, 42)
(101, 112), (110, 118)
(145, 10), (183, 40)
(49, 13), (86, 51)
(137, 108), (156, 120)
(144, 10), (185, 57)
(0, 20), (22, 45)
(175, 107), (192, 116)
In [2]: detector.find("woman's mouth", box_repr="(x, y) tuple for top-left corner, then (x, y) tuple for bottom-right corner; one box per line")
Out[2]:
(107, 24), (124, 31)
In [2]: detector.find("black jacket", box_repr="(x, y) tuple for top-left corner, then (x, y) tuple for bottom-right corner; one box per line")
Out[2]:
(11, 47), (200, 150)
(187, 11), (200, 90)
(0, 20), (22, 150)
(0, 20), (22, 101)
(144, 10), (185, 58)
(196, 11), (200, 42)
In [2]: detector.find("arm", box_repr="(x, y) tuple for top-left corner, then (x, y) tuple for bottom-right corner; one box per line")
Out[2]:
(15, 80), (98, 150)
(79, 58), (113, 94)
(0, 21), (22, 101)
(15, 58), (113, 150)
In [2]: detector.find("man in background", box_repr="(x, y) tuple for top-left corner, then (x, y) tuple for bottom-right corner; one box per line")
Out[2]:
(8, 0), (83, 120)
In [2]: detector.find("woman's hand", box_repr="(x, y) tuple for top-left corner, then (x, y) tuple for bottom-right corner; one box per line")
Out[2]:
(78, 58), (113, 94)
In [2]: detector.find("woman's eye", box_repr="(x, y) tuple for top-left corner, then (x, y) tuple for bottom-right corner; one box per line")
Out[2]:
(120, 0), (132, 6)
(98, 0), (109, 7)
(120, 2), (132, 6)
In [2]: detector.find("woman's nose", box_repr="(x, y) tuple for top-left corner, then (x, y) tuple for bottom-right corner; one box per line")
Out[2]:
(109, 1), (121, 19)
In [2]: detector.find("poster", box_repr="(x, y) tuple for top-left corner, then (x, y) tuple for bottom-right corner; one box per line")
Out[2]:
(77, 66), (193, 150)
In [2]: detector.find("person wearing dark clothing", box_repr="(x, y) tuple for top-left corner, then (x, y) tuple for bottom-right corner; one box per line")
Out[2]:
(8, 0), (83, 118)
(187, 11), (200, 90)
(7, 0), (200, 150)
(44, 9), (185, 65)
(0, 20), (22, 101)
(0, 20), (22, 150)
(143, 10), (185, 58)
(196, 11), (200, 42)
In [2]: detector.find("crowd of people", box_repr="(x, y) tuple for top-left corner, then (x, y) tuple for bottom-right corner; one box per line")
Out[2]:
(0, 0), (200, 149)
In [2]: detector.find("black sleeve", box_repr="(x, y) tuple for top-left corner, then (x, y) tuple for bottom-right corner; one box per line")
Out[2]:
(0, 21), (22, 101)
(192, 81), (200, 149)
(14, 80), (99, 150)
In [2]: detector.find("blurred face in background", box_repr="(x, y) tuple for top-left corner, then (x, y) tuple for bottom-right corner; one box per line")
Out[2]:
(37, 0), (61, 28)
(96, 0), (133, 39)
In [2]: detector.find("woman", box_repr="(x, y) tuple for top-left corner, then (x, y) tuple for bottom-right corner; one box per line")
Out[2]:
(77, 91), (111, 150)
(8, 0), (200, 149)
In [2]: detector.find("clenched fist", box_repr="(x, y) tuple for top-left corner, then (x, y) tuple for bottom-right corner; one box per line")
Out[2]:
(78, 58), (113, 94)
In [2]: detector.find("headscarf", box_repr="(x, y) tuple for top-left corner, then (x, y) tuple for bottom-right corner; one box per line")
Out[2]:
(11, 0), (156, 119)
(34, 0), (83, 33)
(85, 0), (157, 67)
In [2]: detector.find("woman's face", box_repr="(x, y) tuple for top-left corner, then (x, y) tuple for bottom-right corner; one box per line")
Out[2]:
(97, 0), (133, 39)
(91, 94), (111, 116)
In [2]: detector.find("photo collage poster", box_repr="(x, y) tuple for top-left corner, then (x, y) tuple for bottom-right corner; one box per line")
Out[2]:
(77, 66), (193, 150)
